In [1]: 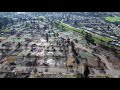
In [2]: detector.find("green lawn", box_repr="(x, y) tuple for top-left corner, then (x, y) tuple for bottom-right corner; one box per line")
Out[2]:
(1, 28), (11, 32)
(22, 34), (31, 38)
(93, 35), (112, 42)
(11, 38), (25, 42)
(105, 16), (120, 22)
(0, 37), (6, 39)
(57, 22), (113, 47)
(60, 23), (85, 34)
(60, 23), (112, 42)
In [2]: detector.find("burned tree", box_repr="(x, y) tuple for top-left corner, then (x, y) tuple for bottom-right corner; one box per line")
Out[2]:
(46, 33), (49, 42)
(84, 65), (90, 78)
(16, 42), (21, 49)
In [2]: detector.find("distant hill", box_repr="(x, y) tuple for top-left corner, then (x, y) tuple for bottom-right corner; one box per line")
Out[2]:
(0, 12), (120, 18)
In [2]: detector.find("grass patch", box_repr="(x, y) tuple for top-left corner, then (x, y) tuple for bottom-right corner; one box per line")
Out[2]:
(93, 35), (112, 42)
(55, 22), (113, 47)
(1, 28), (11, 32)
(11, 38), (25, 42)
(60, 23), (85, 36)
(105, 16), (120, 22)
(60, 23), (112, 42)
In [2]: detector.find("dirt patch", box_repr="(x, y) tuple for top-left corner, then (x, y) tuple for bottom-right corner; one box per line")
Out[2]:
(87, 55), (106, 69)
(92, 46), (120, 70)
(67, 56), (77, 67)
(4, 56), (17, 64)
